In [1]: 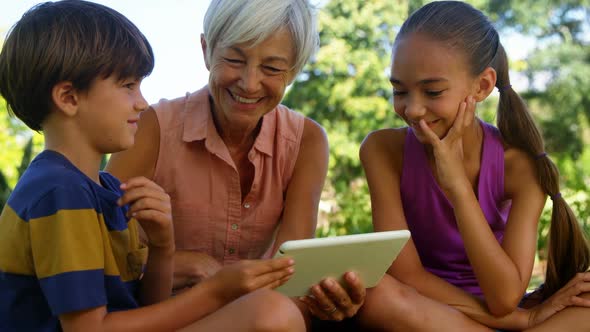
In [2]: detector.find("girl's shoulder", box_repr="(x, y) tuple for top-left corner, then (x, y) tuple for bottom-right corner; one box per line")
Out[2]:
(503, 144), (542, 197)
(502, 142), (535, 175)
(360, 127), (408, 172)
(483, 122), (535, 177)
(361, 127), (408, 148)
(361, 127), (407, 152)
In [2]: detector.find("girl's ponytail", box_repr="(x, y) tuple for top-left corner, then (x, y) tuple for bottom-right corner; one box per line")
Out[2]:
(493, 43), (590, 298)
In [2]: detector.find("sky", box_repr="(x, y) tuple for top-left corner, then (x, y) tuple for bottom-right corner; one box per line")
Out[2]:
(1, 0), (212, 104)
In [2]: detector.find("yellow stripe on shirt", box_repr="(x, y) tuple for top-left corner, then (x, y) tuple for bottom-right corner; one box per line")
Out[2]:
(30, 208), (105, 279)
(0, 205), (34, 275)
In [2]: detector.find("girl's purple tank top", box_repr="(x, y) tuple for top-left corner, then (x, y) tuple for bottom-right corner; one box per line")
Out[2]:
(400, 122), (511, 297)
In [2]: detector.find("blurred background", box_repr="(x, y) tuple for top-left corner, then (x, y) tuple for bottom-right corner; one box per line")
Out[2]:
(2, 0), (589, 287)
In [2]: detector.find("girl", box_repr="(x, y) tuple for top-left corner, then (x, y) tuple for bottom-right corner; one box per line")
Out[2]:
(357, 1), (590, 331)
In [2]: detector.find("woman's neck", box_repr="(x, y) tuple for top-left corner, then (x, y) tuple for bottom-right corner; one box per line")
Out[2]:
(209, 98), (262, 155)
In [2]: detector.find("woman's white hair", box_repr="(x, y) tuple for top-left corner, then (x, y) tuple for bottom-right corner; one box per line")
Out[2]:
(203, 0), (318, 75)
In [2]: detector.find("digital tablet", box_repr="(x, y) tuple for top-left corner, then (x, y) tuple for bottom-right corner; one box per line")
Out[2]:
(273, 230), (411, 297)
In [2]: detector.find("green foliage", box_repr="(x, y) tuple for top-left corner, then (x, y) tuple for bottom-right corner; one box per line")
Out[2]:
(0, 99), (43, 207)
(316, 179), (374, 237)
(521, 41), (590, 159)
(0, 170), (10, 207)
(0, 136), (35, 207)
(284, 0), (409, 236)
(487, 0), (590, 44)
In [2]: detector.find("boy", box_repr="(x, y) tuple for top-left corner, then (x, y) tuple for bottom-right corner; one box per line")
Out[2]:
(0, 1), (299, 331)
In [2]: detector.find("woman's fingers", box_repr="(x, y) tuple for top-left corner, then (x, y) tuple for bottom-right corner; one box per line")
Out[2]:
(310, 283), (339, 314)
(299, 296), (331, 320)
(343, 271), (366, 305)
(321, 278), (361, 318)
(296, 273), (366, 321)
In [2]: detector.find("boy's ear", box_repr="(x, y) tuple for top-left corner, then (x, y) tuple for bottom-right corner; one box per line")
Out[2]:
(201, 34), (211, 70)
(472, 67), (497, 102)
(51, 81), (79, 117)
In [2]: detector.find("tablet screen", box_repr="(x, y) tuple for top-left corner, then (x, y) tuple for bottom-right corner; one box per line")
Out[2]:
(273, 230), (410, 297)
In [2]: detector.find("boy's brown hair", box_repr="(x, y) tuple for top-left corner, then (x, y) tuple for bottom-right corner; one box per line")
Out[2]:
(0, 0), (155, 131)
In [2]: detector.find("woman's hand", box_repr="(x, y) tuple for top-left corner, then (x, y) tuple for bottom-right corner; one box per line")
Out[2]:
(299, 272), (366, 321)
(118, 176), (174, 251)
(527, 272), (590, 327)
(419, 96), (476, 193)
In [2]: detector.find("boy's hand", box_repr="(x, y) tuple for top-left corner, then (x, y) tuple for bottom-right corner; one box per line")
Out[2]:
(118, 176), (174, 250)
(208, 258), (295, 303)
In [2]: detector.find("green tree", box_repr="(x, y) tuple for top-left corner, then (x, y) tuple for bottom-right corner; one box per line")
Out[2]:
(284, 0), (409, 236)
(486, 0), (590, 162)
(0, 99), (43, 206)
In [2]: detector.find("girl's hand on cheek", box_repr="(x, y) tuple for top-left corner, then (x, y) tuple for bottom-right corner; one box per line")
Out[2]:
(419, 96), (476, 193)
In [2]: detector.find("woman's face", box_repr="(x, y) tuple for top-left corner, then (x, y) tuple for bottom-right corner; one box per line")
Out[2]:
(204, 28), (296, 130)
(390, 33), (478, 143)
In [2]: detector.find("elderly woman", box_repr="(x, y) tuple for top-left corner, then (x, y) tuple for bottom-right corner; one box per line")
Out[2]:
(106, 0), (365, 328)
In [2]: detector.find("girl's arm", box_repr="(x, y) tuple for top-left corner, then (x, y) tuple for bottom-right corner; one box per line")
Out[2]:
(360, 128), (530, 330)
(416, 99), (545, 315)
(450, 145), (545, 315)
